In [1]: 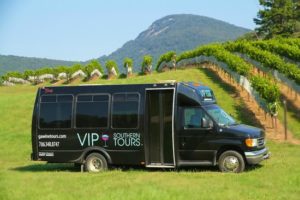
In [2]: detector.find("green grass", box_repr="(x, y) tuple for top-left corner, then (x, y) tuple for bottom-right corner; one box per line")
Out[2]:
(277, 102), (300, 139)
(0, 68), (300, 200)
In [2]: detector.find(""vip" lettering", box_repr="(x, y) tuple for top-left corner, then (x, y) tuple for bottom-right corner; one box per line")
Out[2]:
(77, 133), (99, 146)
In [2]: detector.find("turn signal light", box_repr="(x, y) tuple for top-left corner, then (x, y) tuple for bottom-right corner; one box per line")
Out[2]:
(245, 138), (258, 147)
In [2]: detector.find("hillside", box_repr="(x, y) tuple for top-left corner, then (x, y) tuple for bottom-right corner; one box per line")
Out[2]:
(99, 14), (250, 72)
(0, 55), (77, 75)
(0, 14), (249, 75)
(2, 38), (299, 139)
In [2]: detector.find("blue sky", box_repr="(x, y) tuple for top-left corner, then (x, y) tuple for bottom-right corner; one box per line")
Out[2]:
(0, 0), (260, 61)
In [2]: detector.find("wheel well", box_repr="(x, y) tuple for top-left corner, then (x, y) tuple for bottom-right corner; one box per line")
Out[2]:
(83, 150), (111, 164)
(217, 146), (245, 161)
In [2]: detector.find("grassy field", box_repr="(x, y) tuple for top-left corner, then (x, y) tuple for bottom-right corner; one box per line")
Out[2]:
(0, 68), (300, 200)
(277, 102), (300, 139)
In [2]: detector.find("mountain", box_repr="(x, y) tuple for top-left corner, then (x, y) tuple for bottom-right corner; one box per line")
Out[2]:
(0, 14), (250, 75)
(98, 14), (251, 72)
(0, 55), (77, 75)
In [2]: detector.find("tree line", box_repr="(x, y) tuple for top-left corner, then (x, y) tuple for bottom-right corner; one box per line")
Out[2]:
(0, 55), (155, 84)
(254, 0), (300, 39)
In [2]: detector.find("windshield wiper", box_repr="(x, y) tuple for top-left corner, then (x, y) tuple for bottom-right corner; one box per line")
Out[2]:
(229, 122), (239, 126)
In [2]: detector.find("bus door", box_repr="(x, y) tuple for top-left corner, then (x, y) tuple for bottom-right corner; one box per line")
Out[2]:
(145, 88), (175, 167)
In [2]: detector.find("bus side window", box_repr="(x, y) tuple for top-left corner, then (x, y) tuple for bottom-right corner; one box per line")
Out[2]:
(75, 94), (109, 128)
(39, 95), (73, 129)
(112, 93), (140, 129)
(183, 107), (211, 129)
(183, 108), (202, 128)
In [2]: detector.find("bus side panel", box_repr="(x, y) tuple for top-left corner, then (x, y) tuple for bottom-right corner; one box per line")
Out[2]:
(31, 89), (40, 160)
(34, 85), (147, 165)
(36, 128), (145, 165)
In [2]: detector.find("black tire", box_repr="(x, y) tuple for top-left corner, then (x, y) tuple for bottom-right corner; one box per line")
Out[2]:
(218, 150), (245, 173)
(85, 153), (108, 172)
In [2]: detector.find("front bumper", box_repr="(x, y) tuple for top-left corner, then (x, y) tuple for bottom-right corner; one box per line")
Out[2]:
(245, 148), (270, 165)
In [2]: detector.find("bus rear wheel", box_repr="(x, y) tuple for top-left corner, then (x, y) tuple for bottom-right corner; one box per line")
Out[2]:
(85, 153), (108, 172)
(218, 150), (245, 173)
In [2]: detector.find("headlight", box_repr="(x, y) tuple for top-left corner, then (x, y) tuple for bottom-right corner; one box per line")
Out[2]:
(245, 138), (258, 147)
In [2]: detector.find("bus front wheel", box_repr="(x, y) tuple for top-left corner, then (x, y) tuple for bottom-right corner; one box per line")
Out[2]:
(218, 150), (245, 173)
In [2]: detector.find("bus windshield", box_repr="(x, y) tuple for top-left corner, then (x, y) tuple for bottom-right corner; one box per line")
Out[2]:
(204, 105), (236, 126)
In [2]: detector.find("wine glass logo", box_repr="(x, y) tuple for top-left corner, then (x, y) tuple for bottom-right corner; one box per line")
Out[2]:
(101, 134), (109, 147)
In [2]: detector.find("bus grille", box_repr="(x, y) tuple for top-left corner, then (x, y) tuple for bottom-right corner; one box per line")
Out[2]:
(258, 138), (265, 147)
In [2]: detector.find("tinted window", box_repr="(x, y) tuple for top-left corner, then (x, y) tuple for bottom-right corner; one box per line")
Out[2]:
(113, 94), (126, 101)
(41, 95), (56, 102)
(94, 95), (109, 101)
(58, 95), (73, 102)
(127, 94), (139, 101)
(77, 95), (92, 102)
(76, 94), (109, 128)
(39, 95), (73, 129)
(112, 93), (139, 128)
(183, 107), (210, 128)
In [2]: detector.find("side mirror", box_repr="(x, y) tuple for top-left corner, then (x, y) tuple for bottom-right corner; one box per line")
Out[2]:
(201, 118), (213, 129)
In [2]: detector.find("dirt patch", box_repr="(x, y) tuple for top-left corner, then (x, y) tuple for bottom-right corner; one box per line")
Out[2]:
(52, 80), (65, 86)
(126, 73), (135, 78)
(68, 77), (82, 85)
(279, 84), (300, 119)
(89, 74), (100, 81)
(203, 64), (300, 145)
(279, 84), (299, 107)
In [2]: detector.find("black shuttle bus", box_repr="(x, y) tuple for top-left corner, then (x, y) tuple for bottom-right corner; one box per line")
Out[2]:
(31, 82), (269, 173)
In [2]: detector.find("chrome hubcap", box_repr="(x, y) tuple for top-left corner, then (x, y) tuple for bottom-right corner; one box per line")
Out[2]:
(89, 158), (102, 172)
(224, 156), (239, 171)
